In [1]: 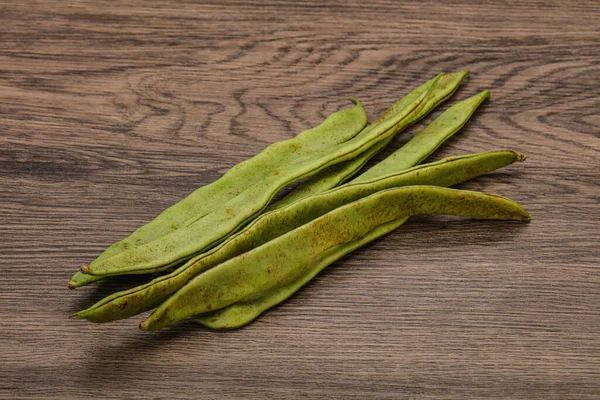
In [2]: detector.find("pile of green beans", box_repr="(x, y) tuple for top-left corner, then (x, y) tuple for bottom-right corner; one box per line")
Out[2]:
(70, 72), (531, 331)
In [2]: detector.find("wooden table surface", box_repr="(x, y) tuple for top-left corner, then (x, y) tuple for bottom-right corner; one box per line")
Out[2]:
(1, 1), (598, 398)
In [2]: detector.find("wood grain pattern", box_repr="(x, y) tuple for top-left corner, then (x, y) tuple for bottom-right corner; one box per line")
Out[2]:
(1, 0), (599, 398)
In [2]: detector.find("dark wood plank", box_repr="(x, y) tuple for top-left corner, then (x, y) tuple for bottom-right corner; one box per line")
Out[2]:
(1, 0), (598, 398)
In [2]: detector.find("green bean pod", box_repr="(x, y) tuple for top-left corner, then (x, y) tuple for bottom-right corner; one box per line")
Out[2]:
(355, 90), (489, 181)
(68, 99), (368, 288)
(270, 71), (470, 210)
(141, 185), (530, 331)
(74, 150), (523, 323)
(81, 74), (444, 277)
(196, 216), (408, 329)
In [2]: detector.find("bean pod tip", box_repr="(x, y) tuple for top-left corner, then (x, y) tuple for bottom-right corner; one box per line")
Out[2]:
(519, 212), (532, 222)
(517, 153), (528, 162)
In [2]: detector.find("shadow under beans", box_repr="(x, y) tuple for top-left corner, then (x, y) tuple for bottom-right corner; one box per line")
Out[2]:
(399, 216), (532, 246)
(77, 322), (208, 389)
(453, 169), (529, 189)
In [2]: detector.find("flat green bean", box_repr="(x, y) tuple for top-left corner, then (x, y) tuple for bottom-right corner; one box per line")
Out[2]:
(270, 71), (470, 210)
(141, 185), (530, 331)
(196, 216), (408, 329)
(81, 74), (444, 277)
(356, 90), (489, 181)
(74, 150), (523, 323)
(68, 99), (367, 288)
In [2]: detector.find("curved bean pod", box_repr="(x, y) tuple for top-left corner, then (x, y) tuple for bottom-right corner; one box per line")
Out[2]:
(68, 99), (367, 288)
(75, 150), (523, 323)
(81, 74), (443, 277)
(141, 185), (530, 331)
(270, 71), (470, 210)
(355, 90), (489, 181)
(196, 216), (408, 329)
